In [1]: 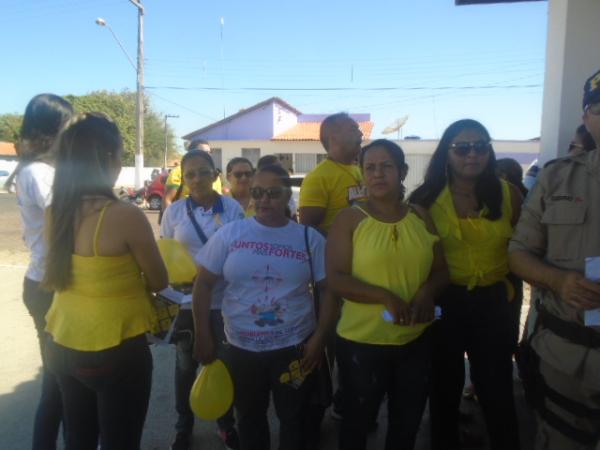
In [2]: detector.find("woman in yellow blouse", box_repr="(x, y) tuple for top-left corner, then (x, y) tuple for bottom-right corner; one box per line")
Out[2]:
(327, 139), (448, 450)
(410, 119), (523, 450)
(43, 113), (168, 450)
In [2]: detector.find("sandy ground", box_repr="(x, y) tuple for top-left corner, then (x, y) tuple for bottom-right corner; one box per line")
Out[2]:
(0, 193), (535, 450)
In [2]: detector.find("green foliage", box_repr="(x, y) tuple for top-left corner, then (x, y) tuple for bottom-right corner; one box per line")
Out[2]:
(0, 114), (23, 143)
(64, 90), (178, 166)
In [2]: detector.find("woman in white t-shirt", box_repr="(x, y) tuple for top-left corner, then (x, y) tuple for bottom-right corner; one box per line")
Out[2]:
(193, 165), (332, 450)
(160, 149), (244, 450)
(8, 94), (73, 450)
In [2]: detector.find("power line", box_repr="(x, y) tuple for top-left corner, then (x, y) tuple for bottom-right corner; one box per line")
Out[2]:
(146, 83), (542, 92)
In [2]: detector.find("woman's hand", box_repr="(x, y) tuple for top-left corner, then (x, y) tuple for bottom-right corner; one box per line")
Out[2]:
(383, 291), (412, 326)
(410, 287), (435, 325)
(301, 333), (325, 374)
(193, 330), (215, 365)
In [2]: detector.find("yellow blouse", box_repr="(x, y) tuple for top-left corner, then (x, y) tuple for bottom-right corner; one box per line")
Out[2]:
(429, 180), (514, 294)
(337, 206), (439, 345)
(45, 202), (156, 351)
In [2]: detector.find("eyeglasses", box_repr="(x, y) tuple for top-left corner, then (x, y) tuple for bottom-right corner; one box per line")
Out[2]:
(584, 103), (600, 116)
(250, 186), (287, 200)
(450, 140), (491, 157)
(231, 170), (254, 179)
(184, 169), (214, 179)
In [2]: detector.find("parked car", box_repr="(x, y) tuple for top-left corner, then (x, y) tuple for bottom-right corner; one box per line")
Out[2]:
(289, 174), (304, 209)
(0, 169), (12, 192)
(146, 173), (167, 210)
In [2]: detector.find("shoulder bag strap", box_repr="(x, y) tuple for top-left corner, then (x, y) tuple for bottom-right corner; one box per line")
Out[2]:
(304, 225), (320, 320)
(186, 197), (209, 244)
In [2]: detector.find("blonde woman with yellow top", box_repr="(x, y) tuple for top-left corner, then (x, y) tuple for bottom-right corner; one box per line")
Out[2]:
(327, 139), (448, 450)
(43, 114), (168, 450)
(409, 119), (523, 450)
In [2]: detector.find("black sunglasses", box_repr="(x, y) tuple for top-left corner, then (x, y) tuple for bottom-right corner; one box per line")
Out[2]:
(231, 170), (254, 179)
(450, 140), (491, 157)
(250, 186), (287, 200)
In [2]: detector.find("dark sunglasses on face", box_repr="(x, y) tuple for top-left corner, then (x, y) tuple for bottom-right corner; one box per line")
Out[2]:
(250, 186), (287, 200)
(231, 170), (254, 179)
(450, 140), (491, 157)
(184, 168), (214, 179)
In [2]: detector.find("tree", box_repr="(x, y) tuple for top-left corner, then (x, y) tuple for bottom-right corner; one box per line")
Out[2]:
(0, 114), (23, 143)
(65, 90), (178, 166)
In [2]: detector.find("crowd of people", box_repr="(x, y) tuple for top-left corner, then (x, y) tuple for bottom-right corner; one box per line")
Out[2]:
(9, 67), (600, 450)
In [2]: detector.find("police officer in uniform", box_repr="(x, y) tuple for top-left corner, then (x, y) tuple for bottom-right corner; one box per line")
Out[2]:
(508, 69), (600, 450)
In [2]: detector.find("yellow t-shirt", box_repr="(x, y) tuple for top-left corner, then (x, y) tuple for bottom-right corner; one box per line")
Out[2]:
(166, 165), (222, 196)
(337, 207), (439, 345)
(429, 180), (513, 291)
(299, 159), (366, 233)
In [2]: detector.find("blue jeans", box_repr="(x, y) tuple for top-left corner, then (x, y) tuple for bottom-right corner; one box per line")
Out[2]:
(46, 334), (152, 450)
(22, 277), (63, 450)
(336, 331), (432, 450)
(173, 309), (235, 434)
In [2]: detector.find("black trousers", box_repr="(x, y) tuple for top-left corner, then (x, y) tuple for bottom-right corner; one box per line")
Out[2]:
(173, 309), (235, 434)
(337, 331), (431, 450)
(429, 283), (520, 450)
(46, 334), (152, 450)
(22, 277), (63, 450)
(225, 342), (316, 450)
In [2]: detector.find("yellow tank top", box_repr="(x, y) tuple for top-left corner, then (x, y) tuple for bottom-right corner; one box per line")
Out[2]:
(429, 181), (513, 292)
(337, 206), (439, 345)
(45, 202), (157, 351)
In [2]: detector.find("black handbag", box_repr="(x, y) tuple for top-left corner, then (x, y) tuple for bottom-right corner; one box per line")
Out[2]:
(303, 225), (333, 408)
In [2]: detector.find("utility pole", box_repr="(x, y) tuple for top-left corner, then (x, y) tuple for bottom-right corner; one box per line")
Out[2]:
(163, 114), (179, 169)
(131, 0), (145, 189)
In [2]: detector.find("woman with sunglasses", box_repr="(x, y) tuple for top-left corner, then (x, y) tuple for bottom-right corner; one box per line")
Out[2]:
(192, 164), (330, 450)
(409, 119), (523, 450)
(225, 157), (255, 216)
(327, 139), (448, 450)
(43, 113), (168, 449)
(160, 150), (244, 450)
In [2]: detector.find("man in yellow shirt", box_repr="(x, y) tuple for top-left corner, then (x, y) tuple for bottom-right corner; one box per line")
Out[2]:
(162, 140), (222, 212)
(299, 113), (366, 234)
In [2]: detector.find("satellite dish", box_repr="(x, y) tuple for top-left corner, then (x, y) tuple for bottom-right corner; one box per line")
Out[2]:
(382, 116), (409, 135)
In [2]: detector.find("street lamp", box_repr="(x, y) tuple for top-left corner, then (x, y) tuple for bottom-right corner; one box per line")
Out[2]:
(95, 0), (145, 189)
(163, 114), (179, 169)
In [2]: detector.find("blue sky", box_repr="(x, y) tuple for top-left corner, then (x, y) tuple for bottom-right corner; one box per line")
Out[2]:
(1, 0), (548, 148)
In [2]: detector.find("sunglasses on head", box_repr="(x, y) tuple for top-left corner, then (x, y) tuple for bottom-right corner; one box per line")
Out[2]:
(231, 170), (254, 179)
(450, 140), (491, 157)
(250, 186), (287, 200)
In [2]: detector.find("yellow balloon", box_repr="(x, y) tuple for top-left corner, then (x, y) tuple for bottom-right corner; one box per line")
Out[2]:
(189, 359), (234, 420)
(157, 238), (197, 284)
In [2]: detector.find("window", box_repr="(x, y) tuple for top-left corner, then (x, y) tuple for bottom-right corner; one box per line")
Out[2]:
(242, 148), (261, 167)
(211, 148), (223, 171)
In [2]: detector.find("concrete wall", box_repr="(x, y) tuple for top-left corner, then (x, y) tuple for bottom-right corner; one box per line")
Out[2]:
(209, 139), (539, 193)
(273, 103), (298, 136)
(191, 103), (276, 141)
(539, 0), (600, 164)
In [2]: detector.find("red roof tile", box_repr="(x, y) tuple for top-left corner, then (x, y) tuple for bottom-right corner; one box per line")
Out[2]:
(272, 121), (374, 141)
(0, 142), (16, 156)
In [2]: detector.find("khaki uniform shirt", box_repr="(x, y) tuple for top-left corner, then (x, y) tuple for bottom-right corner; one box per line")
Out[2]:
(508, 149), (600, 390)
